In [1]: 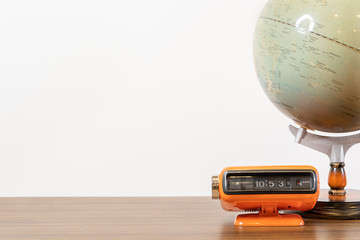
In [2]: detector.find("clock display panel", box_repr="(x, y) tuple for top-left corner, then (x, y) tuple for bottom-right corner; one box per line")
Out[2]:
(223, 170), (316, 194)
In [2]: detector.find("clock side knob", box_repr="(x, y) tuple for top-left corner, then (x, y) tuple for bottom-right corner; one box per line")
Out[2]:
(212, 176), (220, 200)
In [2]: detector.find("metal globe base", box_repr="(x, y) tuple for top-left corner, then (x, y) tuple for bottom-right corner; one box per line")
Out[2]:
(300, 189), (360, 220)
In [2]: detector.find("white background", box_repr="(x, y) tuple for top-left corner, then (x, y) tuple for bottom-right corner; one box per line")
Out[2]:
(1, 0), (359, 196)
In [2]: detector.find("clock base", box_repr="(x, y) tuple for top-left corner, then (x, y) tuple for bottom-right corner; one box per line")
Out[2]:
(300, 189), (360, 220)
(234, 212), (304, 226)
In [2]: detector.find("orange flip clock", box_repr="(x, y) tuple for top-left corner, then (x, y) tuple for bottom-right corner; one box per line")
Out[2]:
(212, 166), (320, 226)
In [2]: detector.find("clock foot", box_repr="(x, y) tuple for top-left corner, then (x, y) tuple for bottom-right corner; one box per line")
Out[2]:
(234, 204), (305, 226)
(234, 212), (304, 227)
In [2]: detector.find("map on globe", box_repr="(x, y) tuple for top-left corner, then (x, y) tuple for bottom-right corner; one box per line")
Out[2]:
(254, 0), (360, 133)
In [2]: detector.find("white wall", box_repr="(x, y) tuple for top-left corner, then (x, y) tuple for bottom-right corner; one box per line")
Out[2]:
(1, 0), (359, 196)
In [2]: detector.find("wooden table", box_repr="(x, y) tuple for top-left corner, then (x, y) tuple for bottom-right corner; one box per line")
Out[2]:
(0, 197), (359, 239)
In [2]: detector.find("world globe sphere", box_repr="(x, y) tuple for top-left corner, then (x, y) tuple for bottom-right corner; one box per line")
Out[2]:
(254, 0), (360, 133)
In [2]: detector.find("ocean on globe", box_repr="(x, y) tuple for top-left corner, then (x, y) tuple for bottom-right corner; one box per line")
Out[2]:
(254, 0), (360, 133)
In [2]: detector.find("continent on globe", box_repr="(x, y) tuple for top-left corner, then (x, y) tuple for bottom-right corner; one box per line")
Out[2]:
(254, 0), (360, 133)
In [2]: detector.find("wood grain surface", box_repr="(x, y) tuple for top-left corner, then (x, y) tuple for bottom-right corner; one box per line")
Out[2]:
(0, 197), (359, 239)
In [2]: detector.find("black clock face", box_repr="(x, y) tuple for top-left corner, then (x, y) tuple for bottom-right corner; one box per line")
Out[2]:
(223, 170), (317, 194)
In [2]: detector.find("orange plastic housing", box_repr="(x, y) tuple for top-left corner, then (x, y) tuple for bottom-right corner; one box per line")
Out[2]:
(218, 165), (320, 226)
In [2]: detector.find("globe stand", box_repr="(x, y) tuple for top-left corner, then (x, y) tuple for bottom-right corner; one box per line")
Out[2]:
(289, 125), (360, 220)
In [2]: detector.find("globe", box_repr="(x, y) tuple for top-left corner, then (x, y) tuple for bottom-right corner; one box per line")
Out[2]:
(254, 0), (360, 133)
